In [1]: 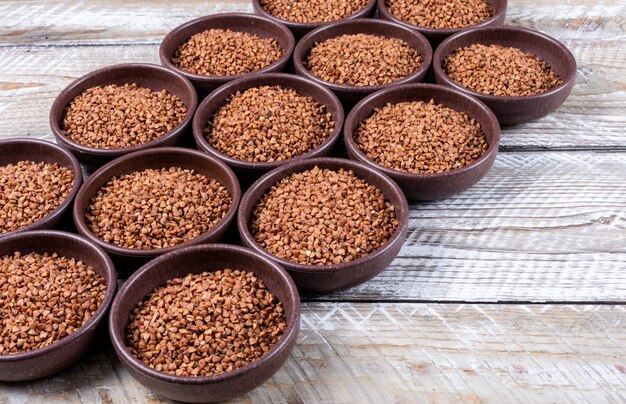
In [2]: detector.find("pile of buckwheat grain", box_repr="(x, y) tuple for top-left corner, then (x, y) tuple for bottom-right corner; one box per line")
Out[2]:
(205, 85), (335, 163)
(85, 167), (231, 250)
(386, 0), (495, 29)
(62, 83), (188, 149)
(443, 44), (563, 96)
(125, 269), (286, 377)
(172, 29), (285, 77)
(355, 99), (488, 174)
(304, 33), (422, 87)
(250, 166), (398, 265)
(0, 161), (74, 234)
(0, 251), (106, 355)
(259, 0), (369, 23)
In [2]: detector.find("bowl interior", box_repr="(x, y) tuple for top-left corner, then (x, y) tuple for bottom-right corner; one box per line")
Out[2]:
(0, 138), (79, 172)
(379, 0), (507, 33)
(0, 231), (115, 289)
(294, 19), (433, 91)
(74, 148), (241, 255)
(51, 64), (196, 134)
(239, 157), (408, 273)
(345, 84), (500, 166)
(110, 244), (300, 382)
(252, 0), (376, 28)
(193, 73), (344, 168)
(160, 14), (294, 78)
(435, 27), (576, 94)
(0, 231), (116, 360)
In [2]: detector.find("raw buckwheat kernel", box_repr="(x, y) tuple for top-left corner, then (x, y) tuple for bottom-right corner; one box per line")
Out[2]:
(0, 251), (106, 355)
(355, 99), (488, 174)
(259, 0), (369, 23)
(126, 269), (287, 377)
(250, 166), (399, 265)
(0, 161), (74, 233)
(205, 85), (335, 163)
(62, 83), (188, 149)
(85, 167), (231, 250)
(386, 0), (495, 29)
(172, 29), (285, 77)
(443, 44), (563, 96)
(304, 34), (422, 87)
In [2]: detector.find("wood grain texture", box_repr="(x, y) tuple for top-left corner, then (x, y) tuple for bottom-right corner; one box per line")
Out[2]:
(0, 0), (624, 150)
(1, 303), (624, 403)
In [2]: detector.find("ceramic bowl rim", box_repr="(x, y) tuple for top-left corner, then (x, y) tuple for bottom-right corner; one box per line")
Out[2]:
(192, 72), (345, 171)
(237, 157), (409, 274)
(49, 63), (198, 157)
(159, 13), (296, 84)
(108, 243), (300, 385)
(293, 18), (433, 94)
(343, 83), (501, 181)
(432, 25), (578, 103)
(0, 230), (116, 363)
(0, 138), (83, 237)
(72, 147), (241, 258)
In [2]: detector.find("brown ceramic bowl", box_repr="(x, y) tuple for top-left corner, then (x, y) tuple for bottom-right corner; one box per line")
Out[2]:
(0, 138), (83, 238)
(433, 26), (577, 126)
(252, 0), (377, 38)
(50, 63), (198, 168)
(0, 230), (116, 381)
(159, 13), (295, 96)
(193, 73), (345, 182)
(344, 83), (500, 201)
(238, 157), (408, 293)
(73, 147), (241, 271)
(377, 0), (507, 46)
(109, 243), (300, 403)
(293, 18), (433, 105)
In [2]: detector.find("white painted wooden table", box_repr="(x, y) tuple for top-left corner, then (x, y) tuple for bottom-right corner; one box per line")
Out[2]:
(1, 1), (625, 402)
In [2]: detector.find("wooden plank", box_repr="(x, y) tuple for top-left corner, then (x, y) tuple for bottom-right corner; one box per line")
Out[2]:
(314, 151), (626, 303)
(1, 303), (624, 403)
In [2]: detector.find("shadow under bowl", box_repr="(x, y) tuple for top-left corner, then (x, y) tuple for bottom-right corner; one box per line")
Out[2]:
(159, 13), (295, 96)
(50, 63), (198, 168)
(377, 0), (507, 47)
(109, 243), (300, 403)
(0, 230), (116, 381)
(252, 0), (377, 38)
(433, 25), (577, 126)
(193, 73), (345, 185)
(293, 18), (433, 106)
(238, 157), (409, 293)
(344, 83), (501, 201)
(72, 147), (241, 272)
(0, 138), (83, 238)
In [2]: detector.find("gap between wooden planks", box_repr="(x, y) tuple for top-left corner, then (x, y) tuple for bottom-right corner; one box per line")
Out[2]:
(0, 303), (624, 404)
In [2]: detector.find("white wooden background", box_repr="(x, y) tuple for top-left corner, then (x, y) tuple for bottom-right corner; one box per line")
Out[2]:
(0, 0), (625, 402)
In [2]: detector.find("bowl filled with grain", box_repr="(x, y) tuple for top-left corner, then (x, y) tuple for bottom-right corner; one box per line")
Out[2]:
(238, 157), (409, 293)
(0, 138), (82, 238)
(293, 18), (432, 105)
(345, 83), (500, 200)
(109, 243), (300, 402)
(433, 26), (577, 125)
(50, 63), (197, 167)
(159, 13), (295, 95)
(193, 73), (344, 181)
(252, 0), (377, 38)
(378, 0), (507, 46)
(0, 230), (116, 381)
(73, 147), (240, 270)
